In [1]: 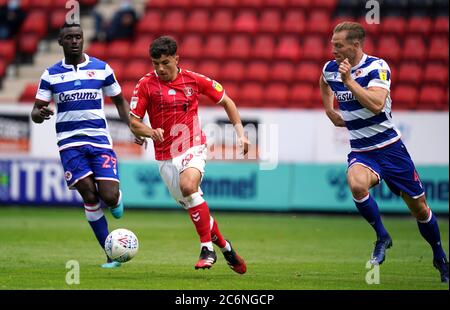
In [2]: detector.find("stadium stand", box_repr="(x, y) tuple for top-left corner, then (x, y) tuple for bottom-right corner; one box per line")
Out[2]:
(0, 0), (447, 111)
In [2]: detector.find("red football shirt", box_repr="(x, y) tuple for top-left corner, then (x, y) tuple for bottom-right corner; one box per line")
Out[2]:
(130, 68), (225, 160)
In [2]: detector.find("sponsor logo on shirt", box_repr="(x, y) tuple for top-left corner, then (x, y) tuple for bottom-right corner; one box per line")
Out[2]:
(168, 89), (176, 95)
(334, 91), (356, 102)
(212, 81), (223, 92)
(379, 69), (388, 81)
(183, 86), (194, 97)
(58, 91), (98, 103)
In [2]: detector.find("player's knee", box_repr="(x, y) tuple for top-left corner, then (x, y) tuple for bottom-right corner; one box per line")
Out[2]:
(101, 191), (120, 207)
(80, 190), (99, 205)
(180, 181), (197, 197)
(348, 183), (369, 199)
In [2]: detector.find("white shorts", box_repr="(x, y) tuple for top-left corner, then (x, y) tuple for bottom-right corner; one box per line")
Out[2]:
(158, 144), (207, 209)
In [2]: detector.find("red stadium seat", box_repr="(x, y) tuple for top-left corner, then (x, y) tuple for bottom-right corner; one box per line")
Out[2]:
(428, 36), (449, 63)
(0, 40), (16, 63)
(209, 10), (234, 33)
(228, 36), (251, 59)
(234, 10), (258, 34)
(0, 59), (7, 79)
(19, 11), (47, 39)
(266, 83), (289, 106)
(288, 0), (311, 8)
(50, 9), (66, 31)
(296, 62), (321, 84)
(121, 82), (137, 101)
(107, 40), (131, 61)
(240, 0), (262, 8)
(376, 36), (401, 64)
(136, 11), (161, 35)
(419, 86), (447, 110)
(357, 16), (381, 37)
(185, 10), (209, 33)
(310, 87), (323, 108)
(179, 59), (196, 71)
(423, 63), (449, 86)
(107, 60), (125, 83)
(247, 61), (269, 82)
(240, 82), (264, 107)
(402, 36), (426, 63)
(179, 35), (203, 59)
(276, 36), (301, 61)
(216, 0), (239, 8)
(19, 83), (39, 103)
(161, 10), (186, 34)
(407, 16), (432, 36)
(221, 61), (245, 82)
(203, 35), (227, 60)
(259, 10), (281, 34)
(397, 63), (423, 86)
(86, 42), (108, 60)
(252, 35), (275, 60)
(272, 62), (295, 83)
(122, 60), (151, 83)
(289, 84), (314, 108)
(145, 0), (168, 10)
(363, 37), (375, 55)
(313, 0), (337, 10)
(221, 82), (239, 101)
(18, 34), (39, 56)
(264, 0), (287, 8)
(282, 11), (306, 34)
(196, 61), (221, 80)
(392, 85), (418, 110)
(307, 10), (331, 35)
(433, 16), (449, 35)
(381, 16), (407, 36)
(129, 36), (153, 60)
(302, 36), (326, 62)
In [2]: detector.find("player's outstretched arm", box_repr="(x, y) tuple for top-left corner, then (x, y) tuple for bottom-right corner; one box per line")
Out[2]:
(31, 99), (53, 123)
(218, 94), (249, 155)
(319, 75), (345, 127)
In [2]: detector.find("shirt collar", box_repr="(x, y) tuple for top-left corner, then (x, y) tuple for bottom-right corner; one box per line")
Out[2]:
(62, 53), (90, 69)
(352, 53), (367, 70)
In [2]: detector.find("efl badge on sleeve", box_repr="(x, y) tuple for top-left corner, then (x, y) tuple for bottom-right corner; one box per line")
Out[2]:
(212, 81), (223, 92)
(379, 69), (388, 81)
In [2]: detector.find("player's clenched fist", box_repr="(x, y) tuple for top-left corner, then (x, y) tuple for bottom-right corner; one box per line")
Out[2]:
(149, 128), (164, 142)
(338, 58), (352, 84)
(38, 106), (54, 121)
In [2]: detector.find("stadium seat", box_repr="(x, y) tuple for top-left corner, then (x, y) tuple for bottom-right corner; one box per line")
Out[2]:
(240, 0), (263, 8)
(196, 61), (221, 80)
(107, 60), (125, 83)
(306, 10), (331, 35)
(313, 0), (337, 10)
(288, 0), (311, 8)
(376, 36), (401, 64)
(228, 36), (251, 59)
(407, 16), (432, 36)
(216, 0), (240, 9)
(129, 36), (153, 60)
(221, 61), (245, 82)
(122, 60), (151, 83)
(247, 61), (270, 82)
(381, 17), (407, 36)
(221, 82), (239, 101)
(275, 36), (301, 61)
(19, 11), (47, 39)
(204, 35), (227, 60)
(240, 82), (264, 107)
(259, 10), (281, 34)
(145, 0), (168, 10)
(310, 87), (323, 108)
(282, 11), (306, 34)
(266, 83), (289, 106)
(252, 35), (275, 60)
(185, 10), (209, 33)
(107, 41), (131, 61)
(433, 16), (449, 35)
(86, 41), (108, 60)
(18, 34), (40, 56)
(402, 36), (426, 63)
(209, 10), (234, 33)
(296, 62), (321, 84)
(50, 9), (67, 32)
(363, 38), (375, 55)
(289, 84), (314, 108)
(0, 59), (7, 79)
(423, 63), (448, 86)
(161, 10), (186, 34)
(0, 40), (16, 63)
(357, 16), (381, 37)
(272, 62), (295, 83)
(428, 37), (449, 63)
(19, 83), (39, 103)
(397, 63), (423, 86)
(419, 86), (447, 110)
(121, 82), (137, 101)
(179, 35), (203, 59)
(234, 10), (258, 34)
(392, 85), (418, 110)
(302, 36), (326, 62)
(264, 0), (287, 8)
(136, 11), (161, 35)
(179, 59), (196, 71)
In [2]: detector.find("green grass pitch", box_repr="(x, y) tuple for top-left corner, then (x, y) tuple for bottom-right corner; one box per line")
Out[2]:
(0, 207), (448, 290)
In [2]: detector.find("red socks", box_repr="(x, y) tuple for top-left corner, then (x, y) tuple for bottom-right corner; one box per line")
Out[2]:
(188, 201), (212, 243)
(211, 217), (227, 248)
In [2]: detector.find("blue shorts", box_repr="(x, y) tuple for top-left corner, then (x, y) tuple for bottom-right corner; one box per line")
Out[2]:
(347, 140), (425, 198)
(59, 144), (120, 189)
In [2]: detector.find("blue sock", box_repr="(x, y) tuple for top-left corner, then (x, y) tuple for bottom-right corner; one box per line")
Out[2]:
(88, 215), (109, 249)
(84, 203), (109, 249)
(354, 194), (389, 239)
(417, 211), (447, 261)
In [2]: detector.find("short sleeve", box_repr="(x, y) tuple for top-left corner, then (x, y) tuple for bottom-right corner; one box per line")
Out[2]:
(321, 61), (331, 85)
(129, 78), (149, 119)
(35, 69), (53, 102)
(367, 59), (391, 91)
(103, 63), (122, 97)
(194, 72), (225, 104)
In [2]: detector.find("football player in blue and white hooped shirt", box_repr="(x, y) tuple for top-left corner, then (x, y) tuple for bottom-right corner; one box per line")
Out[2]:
(320, 21), (448, 282)
(31, 23), (145, 269)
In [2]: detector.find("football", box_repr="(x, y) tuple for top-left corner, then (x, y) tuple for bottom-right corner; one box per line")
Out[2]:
(104, 228), (139, 263)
